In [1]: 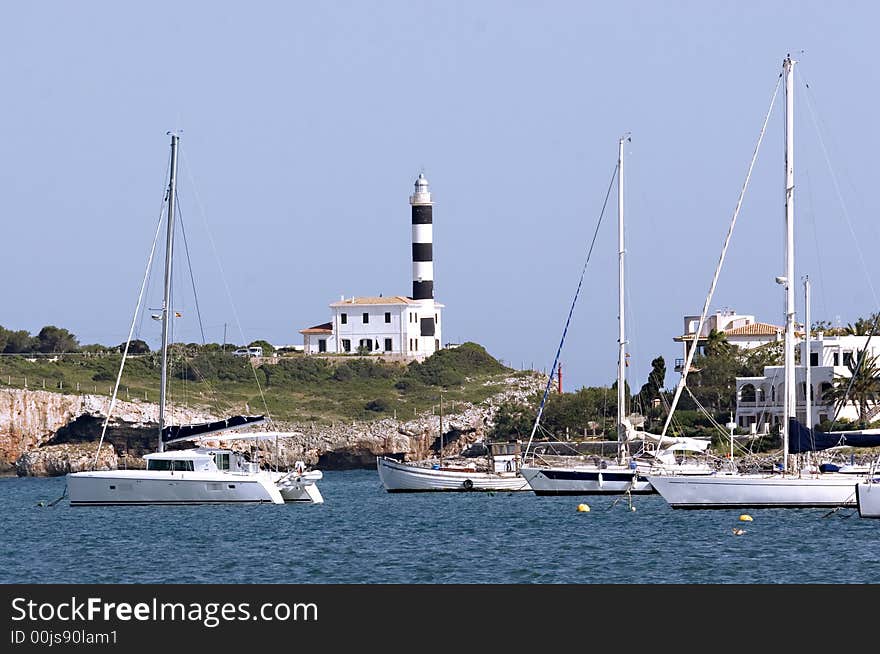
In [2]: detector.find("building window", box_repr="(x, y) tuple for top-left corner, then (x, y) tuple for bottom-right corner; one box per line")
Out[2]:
(843, 351), (854, 367)
(360, 338), (371, 351)
(342, 339), (351, 352)
(318, 339), (327, 353)
(833, 352), (839, 366)
(385, 312), (391, 323)
(810, 352), (819, 366)
(363, 312), (369, 324)
(341, 313), (347, 325)
(384, 338), (392, 352)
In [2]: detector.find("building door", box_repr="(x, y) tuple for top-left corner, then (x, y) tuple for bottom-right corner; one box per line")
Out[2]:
(318, 339), (327, 353)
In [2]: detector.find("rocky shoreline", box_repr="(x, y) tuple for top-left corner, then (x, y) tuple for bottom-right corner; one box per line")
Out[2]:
(2, 374), (546, 477)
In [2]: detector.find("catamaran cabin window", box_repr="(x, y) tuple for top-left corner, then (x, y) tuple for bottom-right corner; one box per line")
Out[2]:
(214, 453), (231, 470)
(148, 459), (194, 471)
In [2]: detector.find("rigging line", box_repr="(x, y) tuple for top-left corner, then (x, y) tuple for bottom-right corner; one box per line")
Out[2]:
(136, 158), (173, 344)
(174, 192), (207, 345)
(92, 204), (166, 469)
(682, 386), (732, 439)
(801, 74), (879, 306)
(179, 149), (274, 423)
(523, 162), (619, 459)
(661, 74), (782, 437)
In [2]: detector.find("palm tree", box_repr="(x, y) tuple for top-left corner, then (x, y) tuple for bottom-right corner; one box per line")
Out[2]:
(844, 313), (880, 336)
(822, 348), (880, 426)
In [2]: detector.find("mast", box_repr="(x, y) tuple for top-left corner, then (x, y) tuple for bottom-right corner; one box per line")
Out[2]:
(782, 55), (796, 473)
(157, 132), (180, 453)
(804, 276), (811, 431)
(439, 393), (444, 468)
(617, 135), (629, 464)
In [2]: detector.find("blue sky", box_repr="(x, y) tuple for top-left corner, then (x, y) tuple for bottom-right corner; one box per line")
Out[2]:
(3, 1), (879, 391)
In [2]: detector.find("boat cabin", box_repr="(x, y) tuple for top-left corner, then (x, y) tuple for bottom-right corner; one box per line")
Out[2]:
(143, 448), (258, 473)
(489, 441), (522, 473)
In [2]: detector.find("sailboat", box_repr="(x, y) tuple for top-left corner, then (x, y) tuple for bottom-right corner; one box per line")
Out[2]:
(520, 136), (713, 496)
(647, 55), (869, 509)
(67, 132), (323, 505)
(377, 393), (530, 492)
(856, 470), (880, 518)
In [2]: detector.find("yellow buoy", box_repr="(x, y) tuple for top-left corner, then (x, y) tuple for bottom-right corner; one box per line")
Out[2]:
(739, 514), (754, 522)
(577, 503), (590, 513)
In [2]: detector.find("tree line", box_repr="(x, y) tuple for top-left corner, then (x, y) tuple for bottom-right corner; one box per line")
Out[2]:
(0, 324), (277, 357)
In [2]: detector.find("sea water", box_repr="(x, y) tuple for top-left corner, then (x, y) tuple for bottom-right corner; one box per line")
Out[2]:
(2, 470), (877, 584)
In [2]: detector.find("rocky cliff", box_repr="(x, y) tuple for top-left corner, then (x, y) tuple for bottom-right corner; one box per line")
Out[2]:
(1, 374), (544, 476)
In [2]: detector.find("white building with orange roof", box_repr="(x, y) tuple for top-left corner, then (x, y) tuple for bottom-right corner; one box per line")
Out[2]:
(673, 308), (782, 372)
(299, 173), (444, 360)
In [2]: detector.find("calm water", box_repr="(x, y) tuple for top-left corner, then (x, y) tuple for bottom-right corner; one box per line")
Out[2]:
(1, 470), (877, 584)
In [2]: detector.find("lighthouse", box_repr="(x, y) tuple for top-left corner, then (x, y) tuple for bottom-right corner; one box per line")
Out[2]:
(299, 172), (443, 360)
(410, 173), (434, 302)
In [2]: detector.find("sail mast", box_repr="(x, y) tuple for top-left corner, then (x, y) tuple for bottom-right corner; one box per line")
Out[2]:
(782, 56), (796, 472)
(617, 135), (628, 464)
(439, 392), (444, 468)
(804, 275), (811, 431)
(158, 132), (180, 453)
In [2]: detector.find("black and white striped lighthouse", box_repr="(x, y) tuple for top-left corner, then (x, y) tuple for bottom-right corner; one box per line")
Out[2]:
(409, 173), (434, 301)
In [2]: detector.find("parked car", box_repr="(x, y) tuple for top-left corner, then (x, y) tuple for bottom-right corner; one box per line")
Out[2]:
(232, 346), (263, 357)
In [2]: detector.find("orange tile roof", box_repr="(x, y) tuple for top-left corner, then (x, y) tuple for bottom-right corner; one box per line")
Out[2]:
(329, 296), (415, 307)
(722, 322), (782, 337)
(299, 322), (333, 334)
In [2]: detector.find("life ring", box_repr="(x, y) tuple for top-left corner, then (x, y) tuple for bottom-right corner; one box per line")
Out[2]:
(463, 478), (474, 491)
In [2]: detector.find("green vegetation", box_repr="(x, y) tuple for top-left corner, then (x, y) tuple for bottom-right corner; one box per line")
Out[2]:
(0, 339), (518, 424)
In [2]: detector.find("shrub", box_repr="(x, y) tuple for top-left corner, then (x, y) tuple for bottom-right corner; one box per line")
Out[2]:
(365, 398), (390, 412)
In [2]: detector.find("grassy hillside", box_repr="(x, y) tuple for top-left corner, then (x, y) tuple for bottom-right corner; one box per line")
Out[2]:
(0, 342), (525, 423)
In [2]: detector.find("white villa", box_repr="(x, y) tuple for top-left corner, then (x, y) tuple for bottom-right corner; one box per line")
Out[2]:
(735, 333), (880, 432)
(299, 295), (443, 359)
(673, 308), (782, 372)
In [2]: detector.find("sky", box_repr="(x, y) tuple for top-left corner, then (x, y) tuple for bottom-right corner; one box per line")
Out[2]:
(3, 1), (880, 392)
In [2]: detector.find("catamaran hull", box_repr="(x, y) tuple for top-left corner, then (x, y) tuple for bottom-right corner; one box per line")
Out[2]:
(68, 470), (286, 505)
(856, 481), (880, 518)
(647, 473), (861, 509)
(377, 456), (530, 492)
(273, 471), (325, 504)
(520, 465), (655, 495)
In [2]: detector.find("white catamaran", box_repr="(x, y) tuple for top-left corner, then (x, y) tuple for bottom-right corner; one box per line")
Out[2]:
(521, 135), (713, 496)
(68, 132), (323, 506)
(647, 55), (869, 509)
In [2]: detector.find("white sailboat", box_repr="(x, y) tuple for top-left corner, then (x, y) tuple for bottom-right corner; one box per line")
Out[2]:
(521, 136), (713, 496)
(68, 132), (323, 506)
(647, 55), (867, 509)
(377, 393), (530, 492)
(856, 473), (880, 518)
